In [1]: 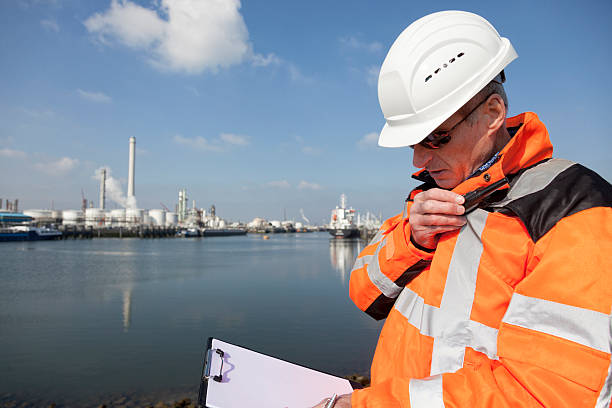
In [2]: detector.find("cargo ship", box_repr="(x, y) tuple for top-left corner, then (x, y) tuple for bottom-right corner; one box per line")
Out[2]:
(328, 194), (360, 239)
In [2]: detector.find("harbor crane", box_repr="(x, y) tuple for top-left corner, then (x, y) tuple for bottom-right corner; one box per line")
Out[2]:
(299, 208), (310, 224)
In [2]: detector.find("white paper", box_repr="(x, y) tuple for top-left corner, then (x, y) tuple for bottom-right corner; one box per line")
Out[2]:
(205, 339), (354, 408)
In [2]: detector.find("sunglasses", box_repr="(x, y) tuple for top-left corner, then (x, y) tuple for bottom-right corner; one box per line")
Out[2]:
(412, 92), (494, 150)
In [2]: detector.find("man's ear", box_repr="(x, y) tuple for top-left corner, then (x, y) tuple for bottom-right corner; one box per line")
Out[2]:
(484, 94), (506, 133)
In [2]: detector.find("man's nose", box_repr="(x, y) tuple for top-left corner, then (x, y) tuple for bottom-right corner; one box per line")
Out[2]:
(412, 144), (433, 168)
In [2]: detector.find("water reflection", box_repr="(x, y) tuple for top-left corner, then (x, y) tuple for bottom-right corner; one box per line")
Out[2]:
(329, 239), (362, 284)
(117, 240), (138, 333)
(122, 287), (132, 332)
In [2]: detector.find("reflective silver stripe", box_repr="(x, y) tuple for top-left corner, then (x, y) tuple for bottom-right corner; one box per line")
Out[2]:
(366, 237), (402, 299)
(596, 313), (612, 408)
(502, 293), (610, 352)
(409, 375), (445, 408)
(431, 209), (488, 375)
(351, 253), (374, 272)
(349, 227), (385, 272)
(491, 158), (575, 207)
(393, 209), (499, 375)
(369, 227), (386, 246)
(431, 339), (465, 375)
(395, 288), (499, 360)
(394, 285), (429, 329)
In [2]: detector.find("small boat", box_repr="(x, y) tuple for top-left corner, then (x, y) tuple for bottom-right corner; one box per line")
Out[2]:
(177, 227), (200, 237)
(0, 225), (62, 242)
(202, 228), (247, 237)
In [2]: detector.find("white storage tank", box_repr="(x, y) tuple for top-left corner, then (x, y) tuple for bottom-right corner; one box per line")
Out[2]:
(24, 209), (54, 223)
(85, 208), (105, 227)
(110, 209), (126, 226)
(148, 209), (166, 226)
(104, 211), (113, 227)
(142, 214), (152, 225)
(62, 210), (83, 225)
(125, 208), (144, 225)
(165, 212), (178, 226)
(51, 210), (62, 221)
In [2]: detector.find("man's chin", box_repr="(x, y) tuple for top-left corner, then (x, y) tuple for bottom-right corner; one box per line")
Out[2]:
(430, 174), (460, 190)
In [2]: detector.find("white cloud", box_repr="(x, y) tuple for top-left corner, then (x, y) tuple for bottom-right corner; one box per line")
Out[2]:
(287, 63), (310, 82)
(185, 86), (200, 96)
(35, 157), (79, 175)
(357, 132), (379, 150)
(220, 133), (249, 146)
(84, 0), (251, 74)
(298, 181), (322, 190)
(301, 146), (320, 155)
(0, 148), (27, 159)
(250, 53), (311, 82)
(174, 132), (249, 152)
(19, 107), (55, 119)
(41, 19), (60, 32)
(173, 134), (222, 152)
(340, 36), (383, 53)
(292, 135), (319, 155)
(77, 89), (112, 103)
(367, 66), (379, 86)
(19, 0), (60, 9)
(251, 52), (282, 67)
(266, 180), (291, 188)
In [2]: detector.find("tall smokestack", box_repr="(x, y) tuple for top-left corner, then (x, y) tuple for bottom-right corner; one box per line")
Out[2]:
(99, 168), (106, 210)
(127, 137), (136, 198)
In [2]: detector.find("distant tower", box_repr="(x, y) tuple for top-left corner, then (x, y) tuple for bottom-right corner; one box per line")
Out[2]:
(99, 168), (106, 210)
(210, 204), (216, 218)
(178, 188), (187, 222)
(127, 137), (136, 198)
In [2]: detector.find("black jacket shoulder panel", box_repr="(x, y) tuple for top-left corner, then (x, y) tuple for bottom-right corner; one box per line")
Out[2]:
(498, 160), (612, 242)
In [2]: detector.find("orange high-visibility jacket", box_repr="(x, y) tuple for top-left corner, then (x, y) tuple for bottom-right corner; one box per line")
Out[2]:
(349, 112), (612, 408)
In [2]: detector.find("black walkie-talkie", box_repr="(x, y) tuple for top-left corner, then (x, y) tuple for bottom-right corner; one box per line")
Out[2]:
(462, 178), (509, 214)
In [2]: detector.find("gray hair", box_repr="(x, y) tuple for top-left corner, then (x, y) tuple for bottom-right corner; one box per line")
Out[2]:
(460, 74), (508, 125)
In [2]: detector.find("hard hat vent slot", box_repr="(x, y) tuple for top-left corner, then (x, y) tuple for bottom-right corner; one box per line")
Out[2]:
(424, 52), (465, 83)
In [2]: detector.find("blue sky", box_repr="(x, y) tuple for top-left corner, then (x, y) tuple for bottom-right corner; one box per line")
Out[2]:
(1, 0), (610, 224)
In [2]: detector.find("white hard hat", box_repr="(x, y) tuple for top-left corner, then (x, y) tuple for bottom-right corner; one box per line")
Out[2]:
(377, 10), (518, 147)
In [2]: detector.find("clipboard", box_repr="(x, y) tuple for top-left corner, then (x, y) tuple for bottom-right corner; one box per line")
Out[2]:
(198, 338), (362, 408)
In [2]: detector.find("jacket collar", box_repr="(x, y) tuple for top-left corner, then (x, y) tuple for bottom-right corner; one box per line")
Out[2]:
(411, 112), (554, 195)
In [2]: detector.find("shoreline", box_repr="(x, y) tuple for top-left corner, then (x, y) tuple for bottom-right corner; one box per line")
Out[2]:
(1, 375), (370, 408)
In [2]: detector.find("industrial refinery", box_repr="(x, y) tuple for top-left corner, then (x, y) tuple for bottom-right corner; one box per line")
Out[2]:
(0, 137), (250, 240)
(1, 136), (381, 241)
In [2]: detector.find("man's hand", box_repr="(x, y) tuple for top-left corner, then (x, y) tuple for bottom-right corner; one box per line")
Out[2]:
(409, 188), (466, 249)
(310, 393), (352, 408)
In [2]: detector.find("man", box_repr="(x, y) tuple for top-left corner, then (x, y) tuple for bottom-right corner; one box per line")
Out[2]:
(314, 10), (612, 408)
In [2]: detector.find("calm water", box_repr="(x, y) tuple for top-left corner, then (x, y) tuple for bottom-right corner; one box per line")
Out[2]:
(0, 233), (382, 404)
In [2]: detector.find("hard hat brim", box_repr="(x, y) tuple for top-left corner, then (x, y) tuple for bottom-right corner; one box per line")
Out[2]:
(378, 116), (442, 148)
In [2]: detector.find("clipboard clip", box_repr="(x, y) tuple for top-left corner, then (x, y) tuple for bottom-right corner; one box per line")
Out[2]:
(204, 348), (225, 382)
